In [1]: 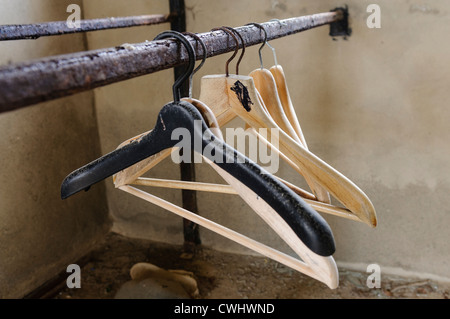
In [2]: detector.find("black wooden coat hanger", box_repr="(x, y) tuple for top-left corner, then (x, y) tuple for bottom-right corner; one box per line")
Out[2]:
(60, 29), (336, 257)
(60, 30), (340, 288)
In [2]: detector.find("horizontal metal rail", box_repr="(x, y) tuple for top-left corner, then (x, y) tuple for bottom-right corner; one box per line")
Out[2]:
(0, 11), (342, 113)
(0, 14), (171, 41)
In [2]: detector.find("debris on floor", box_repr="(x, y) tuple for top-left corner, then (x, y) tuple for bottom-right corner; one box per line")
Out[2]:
(115, 262), (199, 299)
(54, 232), (450, 299)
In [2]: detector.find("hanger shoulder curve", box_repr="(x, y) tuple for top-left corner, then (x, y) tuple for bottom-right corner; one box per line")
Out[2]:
(249, 68), (299, 141)
(60, 101), (191, 199)
(269, 65), (308, 147)
(249, 68), (331, 204)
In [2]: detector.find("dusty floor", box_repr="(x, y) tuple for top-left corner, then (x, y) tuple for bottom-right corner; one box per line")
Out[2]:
(54, 232), (449, 299)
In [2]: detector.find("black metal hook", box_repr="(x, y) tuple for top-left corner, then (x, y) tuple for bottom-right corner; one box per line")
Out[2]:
(153, 31), (196, 102)
(182, 32), (207, 75)
(246, 23), (267, 69)
(183, 32), (207, 98)
(222, 26), (246, 75)
(211, 27), (239, 77)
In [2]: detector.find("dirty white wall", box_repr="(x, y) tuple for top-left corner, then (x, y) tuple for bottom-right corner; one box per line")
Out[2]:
(0, 0), (110, 298)
(82, 0), (449, 283)
(81, 0), (182, 245)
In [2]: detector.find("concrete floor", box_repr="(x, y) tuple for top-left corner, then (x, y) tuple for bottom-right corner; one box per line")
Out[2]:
(54, 232), (450, 300)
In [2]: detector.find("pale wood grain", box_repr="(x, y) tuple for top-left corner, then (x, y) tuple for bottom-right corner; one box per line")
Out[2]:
(270, 65), (308, 147)
(250, 68), (331, 204)
(129, 176), (359, 222)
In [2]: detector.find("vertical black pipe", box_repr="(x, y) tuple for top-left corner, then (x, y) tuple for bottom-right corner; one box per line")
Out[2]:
(169, 0), (201, 252)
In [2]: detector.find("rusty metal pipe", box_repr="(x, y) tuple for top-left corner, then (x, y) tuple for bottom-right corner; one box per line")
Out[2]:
(0, 14), (171, 41)
(0, 12), (341, 113)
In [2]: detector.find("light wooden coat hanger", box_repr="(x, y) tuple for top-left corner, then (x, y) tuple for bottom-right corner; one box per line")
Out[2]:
(198, 26), (377, 227)
(61, 31), (339, 288)
(267, 19), (309, 147)
(246, 22), (330, 204)
(245, 24), (367, 223)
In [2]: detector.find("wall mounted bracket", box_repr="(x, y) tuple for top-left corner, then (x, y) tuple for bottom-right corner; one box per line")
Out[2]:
(329, 6), (352, 39)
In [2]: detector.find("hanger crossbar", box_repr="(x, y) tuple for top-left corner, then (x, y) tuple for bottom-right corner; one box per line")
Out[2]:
(118, 184), (327, 284)
(133, 177), (237, 194)
(132, 176), (360, 222)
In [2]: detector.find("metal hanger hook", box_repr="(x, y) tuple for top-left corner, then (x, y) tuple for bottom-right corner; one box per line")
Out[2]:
(183, 32), (208, 98)
(222, 26), (246, 76)
(211, 27), (239, 77)
(267, 19), (283, 65)
(153, 31), (196, 102)
(246, 23), (267, 69)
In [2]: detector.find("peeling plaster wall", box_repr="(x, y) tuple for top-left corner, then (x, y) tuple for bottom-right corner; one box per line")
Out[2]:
(0, 0), (110, 298)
